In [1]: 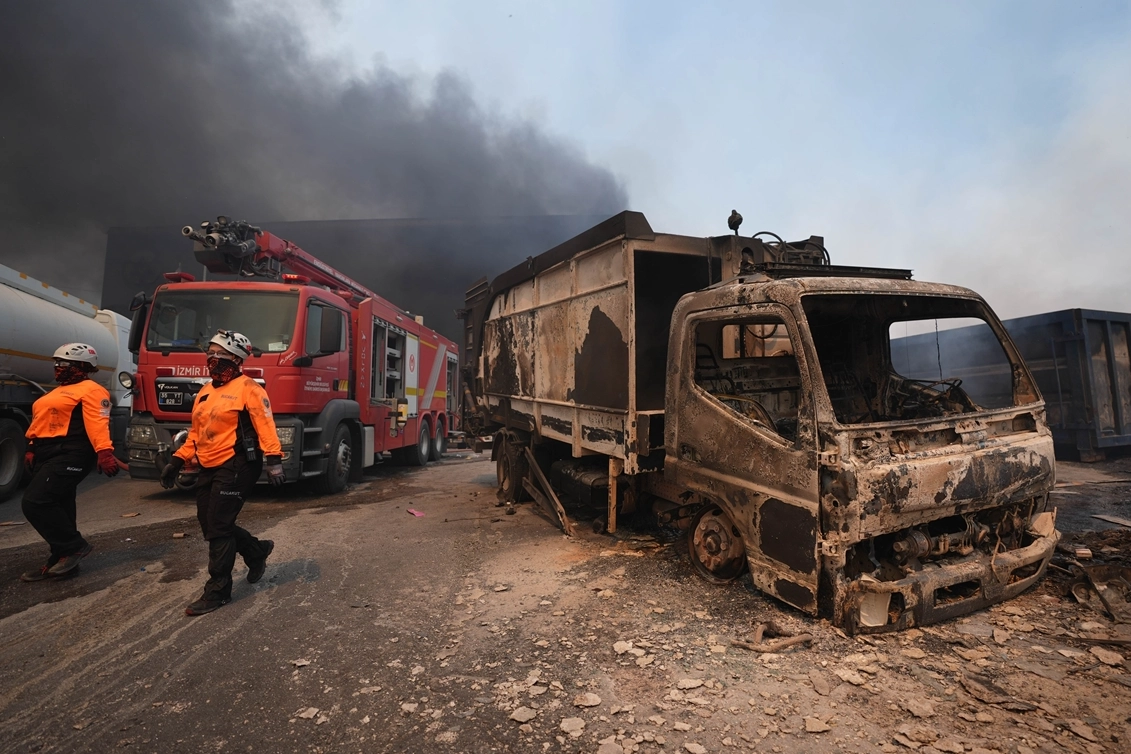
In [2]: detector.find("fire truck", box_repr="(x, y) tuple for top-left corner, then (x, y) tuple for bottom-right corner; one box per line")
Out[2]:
(124, 217), (459, 492)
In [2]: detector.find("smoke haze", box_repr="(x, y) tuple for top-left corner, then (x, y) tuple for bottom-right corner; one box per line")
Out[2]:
(0, 0), (626, 303)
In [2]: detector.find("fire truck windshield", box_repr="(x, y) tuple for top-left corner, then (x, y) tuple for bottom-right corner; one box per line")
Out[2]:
(145, 290), (300, 354)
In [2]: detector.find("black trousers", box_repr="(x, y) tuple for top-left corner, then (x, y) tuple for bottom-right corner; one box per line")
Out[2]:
(22, 443), (95, 560)
(195, 454), (270, 601)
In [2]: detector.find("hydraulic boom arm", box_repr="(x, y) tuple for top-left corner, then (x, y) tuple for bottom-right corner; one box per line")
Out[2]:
(182, 216), (384, 307)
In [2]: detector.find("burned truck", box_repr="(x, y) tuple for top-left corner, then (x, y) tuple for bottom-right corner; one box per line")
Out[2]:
(461, 212), (1059, 632)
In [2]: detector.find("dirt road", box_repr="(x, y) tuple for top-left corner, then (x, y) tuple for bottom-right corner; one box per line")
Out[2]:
(1, 454), (1129, 753)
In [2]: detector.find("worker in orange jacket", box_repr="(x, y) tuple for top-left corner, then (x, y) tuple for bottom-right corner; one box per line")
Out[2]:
(160, 330), (284, 616)
(21, 343), (120, 582)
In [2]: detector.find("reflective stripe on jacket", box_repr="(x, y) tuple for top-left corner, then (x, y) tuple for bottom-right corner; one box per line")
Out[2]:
(174, 374), (282, 468)
(26, 379), (113, 452)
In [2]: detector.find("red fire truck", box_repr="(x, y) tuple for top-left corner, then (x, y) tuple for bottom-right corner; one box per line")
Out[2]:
(122, 217), (459, 492)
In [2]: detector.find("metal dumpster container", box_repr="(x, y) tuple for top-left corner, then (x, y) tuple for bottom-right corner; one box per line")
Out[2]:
(893, 309), (1131, 460)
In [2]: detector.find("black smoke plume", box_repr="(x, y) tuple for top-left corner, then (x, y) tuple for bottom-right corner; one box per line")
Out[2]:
(0, 0), (626, 308)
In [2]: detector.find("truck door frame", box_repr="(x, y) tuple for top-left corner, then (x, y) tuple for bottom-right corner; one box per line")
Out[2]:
(670, 302), (822, 613)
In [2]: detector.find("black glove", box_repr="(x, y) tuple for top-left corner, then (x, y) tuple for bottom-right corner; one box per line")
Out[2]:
(265, 455), (285, 487)
(160, 457), (185, 489)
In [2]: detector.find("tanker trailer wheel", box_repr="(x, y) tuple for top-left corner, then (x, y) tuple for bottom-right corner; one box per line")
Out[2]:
(314, 423), (352, 494)
(688, 504), (748, 584)
(404, 421), (430, 467)
(429, 419), (447, 461)
(496, 440), (530, 503)
(0, 418), (27, 502)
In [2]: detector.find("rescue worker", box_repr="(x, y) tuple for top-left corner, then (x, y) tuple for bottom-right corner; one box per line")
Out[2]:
(160, 330), (284, 616)
(21, 343), (120, 582)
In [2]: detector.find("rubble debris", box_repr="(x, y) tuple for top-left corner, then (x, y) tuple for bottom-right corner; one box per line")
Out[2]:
(834, 668), (867, 686)
(1088, 646), (1125, 666)
(1092, 514), (1131, 528)
(902, 699), (935, 719)
(808, 669), (830, 696)
(959, 675), (1035, 711)
(296, 707), (318, 719)
(509, 706), (537, 723)
(1067, 719), (1099, 743)
(731, 622), (812, 653)
(559, 717), (585, 737)
(804, 717), (831, 733)
(573, 692), (601, 707)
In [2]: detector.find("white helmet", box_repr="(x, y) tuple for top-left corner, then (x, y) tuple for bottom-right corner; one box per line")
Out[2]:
(53, 343), (98, 367)
(208, 329), (253, 360)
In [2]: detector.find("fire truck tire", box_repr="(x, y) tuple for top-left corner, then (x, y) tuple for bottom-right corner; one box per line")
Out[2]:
(313, 423), (352, 494)
(404, 422), (430, 467)
(429, 420), (446, 461)
(0, 418), (27, 502)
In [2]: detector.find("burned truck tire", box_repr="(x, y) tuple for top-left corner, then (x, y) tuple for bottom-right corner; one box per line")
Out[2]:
(0, 418), (26, 502)
(496, 439), (530, 502)
(688, 504), (748, 583)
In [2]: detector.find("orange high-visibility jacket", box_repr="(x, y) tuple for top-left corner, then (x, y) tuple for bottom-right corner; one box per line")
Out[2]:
(25, 380), (114, 453)
(174, 375), (283, 468)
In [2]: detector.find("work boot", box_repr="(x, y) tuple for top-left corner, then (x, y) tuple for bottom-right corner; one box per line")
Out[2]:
(47, 542), (93, 577)
(246, 540), (274, 584)
(185, 595), (230, 616)
(20, 565), (54, 582)
(21, 555), (63, 582)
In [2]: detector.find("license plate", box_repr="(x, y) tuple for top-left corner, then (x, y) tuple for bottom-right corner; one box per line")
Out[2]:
(158, 391), (183, 406)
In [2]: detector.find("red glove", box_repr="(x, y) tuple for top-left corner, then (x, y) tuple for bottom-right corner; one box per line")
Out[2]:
(97, 449), (120, 477)
(24, 451), (34, 474)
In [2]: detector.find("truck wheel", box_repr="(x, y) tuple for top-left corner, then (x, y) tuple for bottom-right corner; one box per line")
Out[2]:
(688, 504), (748, 583)
(0, 418), (26, 502)
(313, 423), (352, 494)
(405, 422), (430, 467)
(429, 421), (446, 461)
(496, 441), (529, 502)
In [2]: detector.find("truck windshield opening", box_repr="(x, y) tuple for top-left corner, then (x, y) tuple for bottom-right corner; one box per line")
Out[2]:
(145, 291), (299, 353)
(802, 293), (1038, 424)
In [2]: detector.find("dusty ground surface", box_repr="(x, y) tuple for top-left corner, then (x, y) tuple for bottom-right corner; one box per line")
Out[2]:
(0, 453), (1129, 754)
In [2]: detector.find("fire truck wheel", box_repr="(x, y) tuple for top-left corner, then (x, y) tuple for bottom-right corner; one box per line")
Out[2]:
(314, 423), (352, 494)
(405, 422), (430, 467)
(0, 418), (27, 502)
(429, 421), (446, 461)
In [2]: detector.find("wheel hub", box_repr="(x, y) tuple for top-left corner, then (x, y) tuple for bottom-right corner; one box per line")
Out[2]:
(688, 505), (747, 583)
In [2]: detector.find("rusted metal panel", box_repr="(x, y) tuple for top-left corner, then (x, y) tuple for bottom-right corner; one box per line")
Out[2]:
(569, 301), (629, 410)
(535, 304), (573, 403)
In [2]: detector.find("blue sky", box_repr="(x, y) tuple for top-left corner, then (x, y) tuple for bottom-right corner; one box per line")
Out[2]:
(274, 0), (1131, 318)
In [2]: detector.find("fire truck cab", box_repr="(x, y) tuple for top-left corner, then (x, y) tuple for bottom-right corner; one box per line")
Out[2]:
(124, 217), (458, 492)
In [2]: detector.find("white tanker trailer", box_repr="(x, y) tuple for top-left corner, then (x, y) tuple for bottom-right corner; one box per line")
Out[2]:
(0, 263), (134, 501)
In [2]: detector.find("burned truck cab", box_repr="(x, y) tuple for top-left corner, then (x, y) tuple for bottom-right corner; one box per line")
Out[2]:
(665, 267), (1059, 633)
